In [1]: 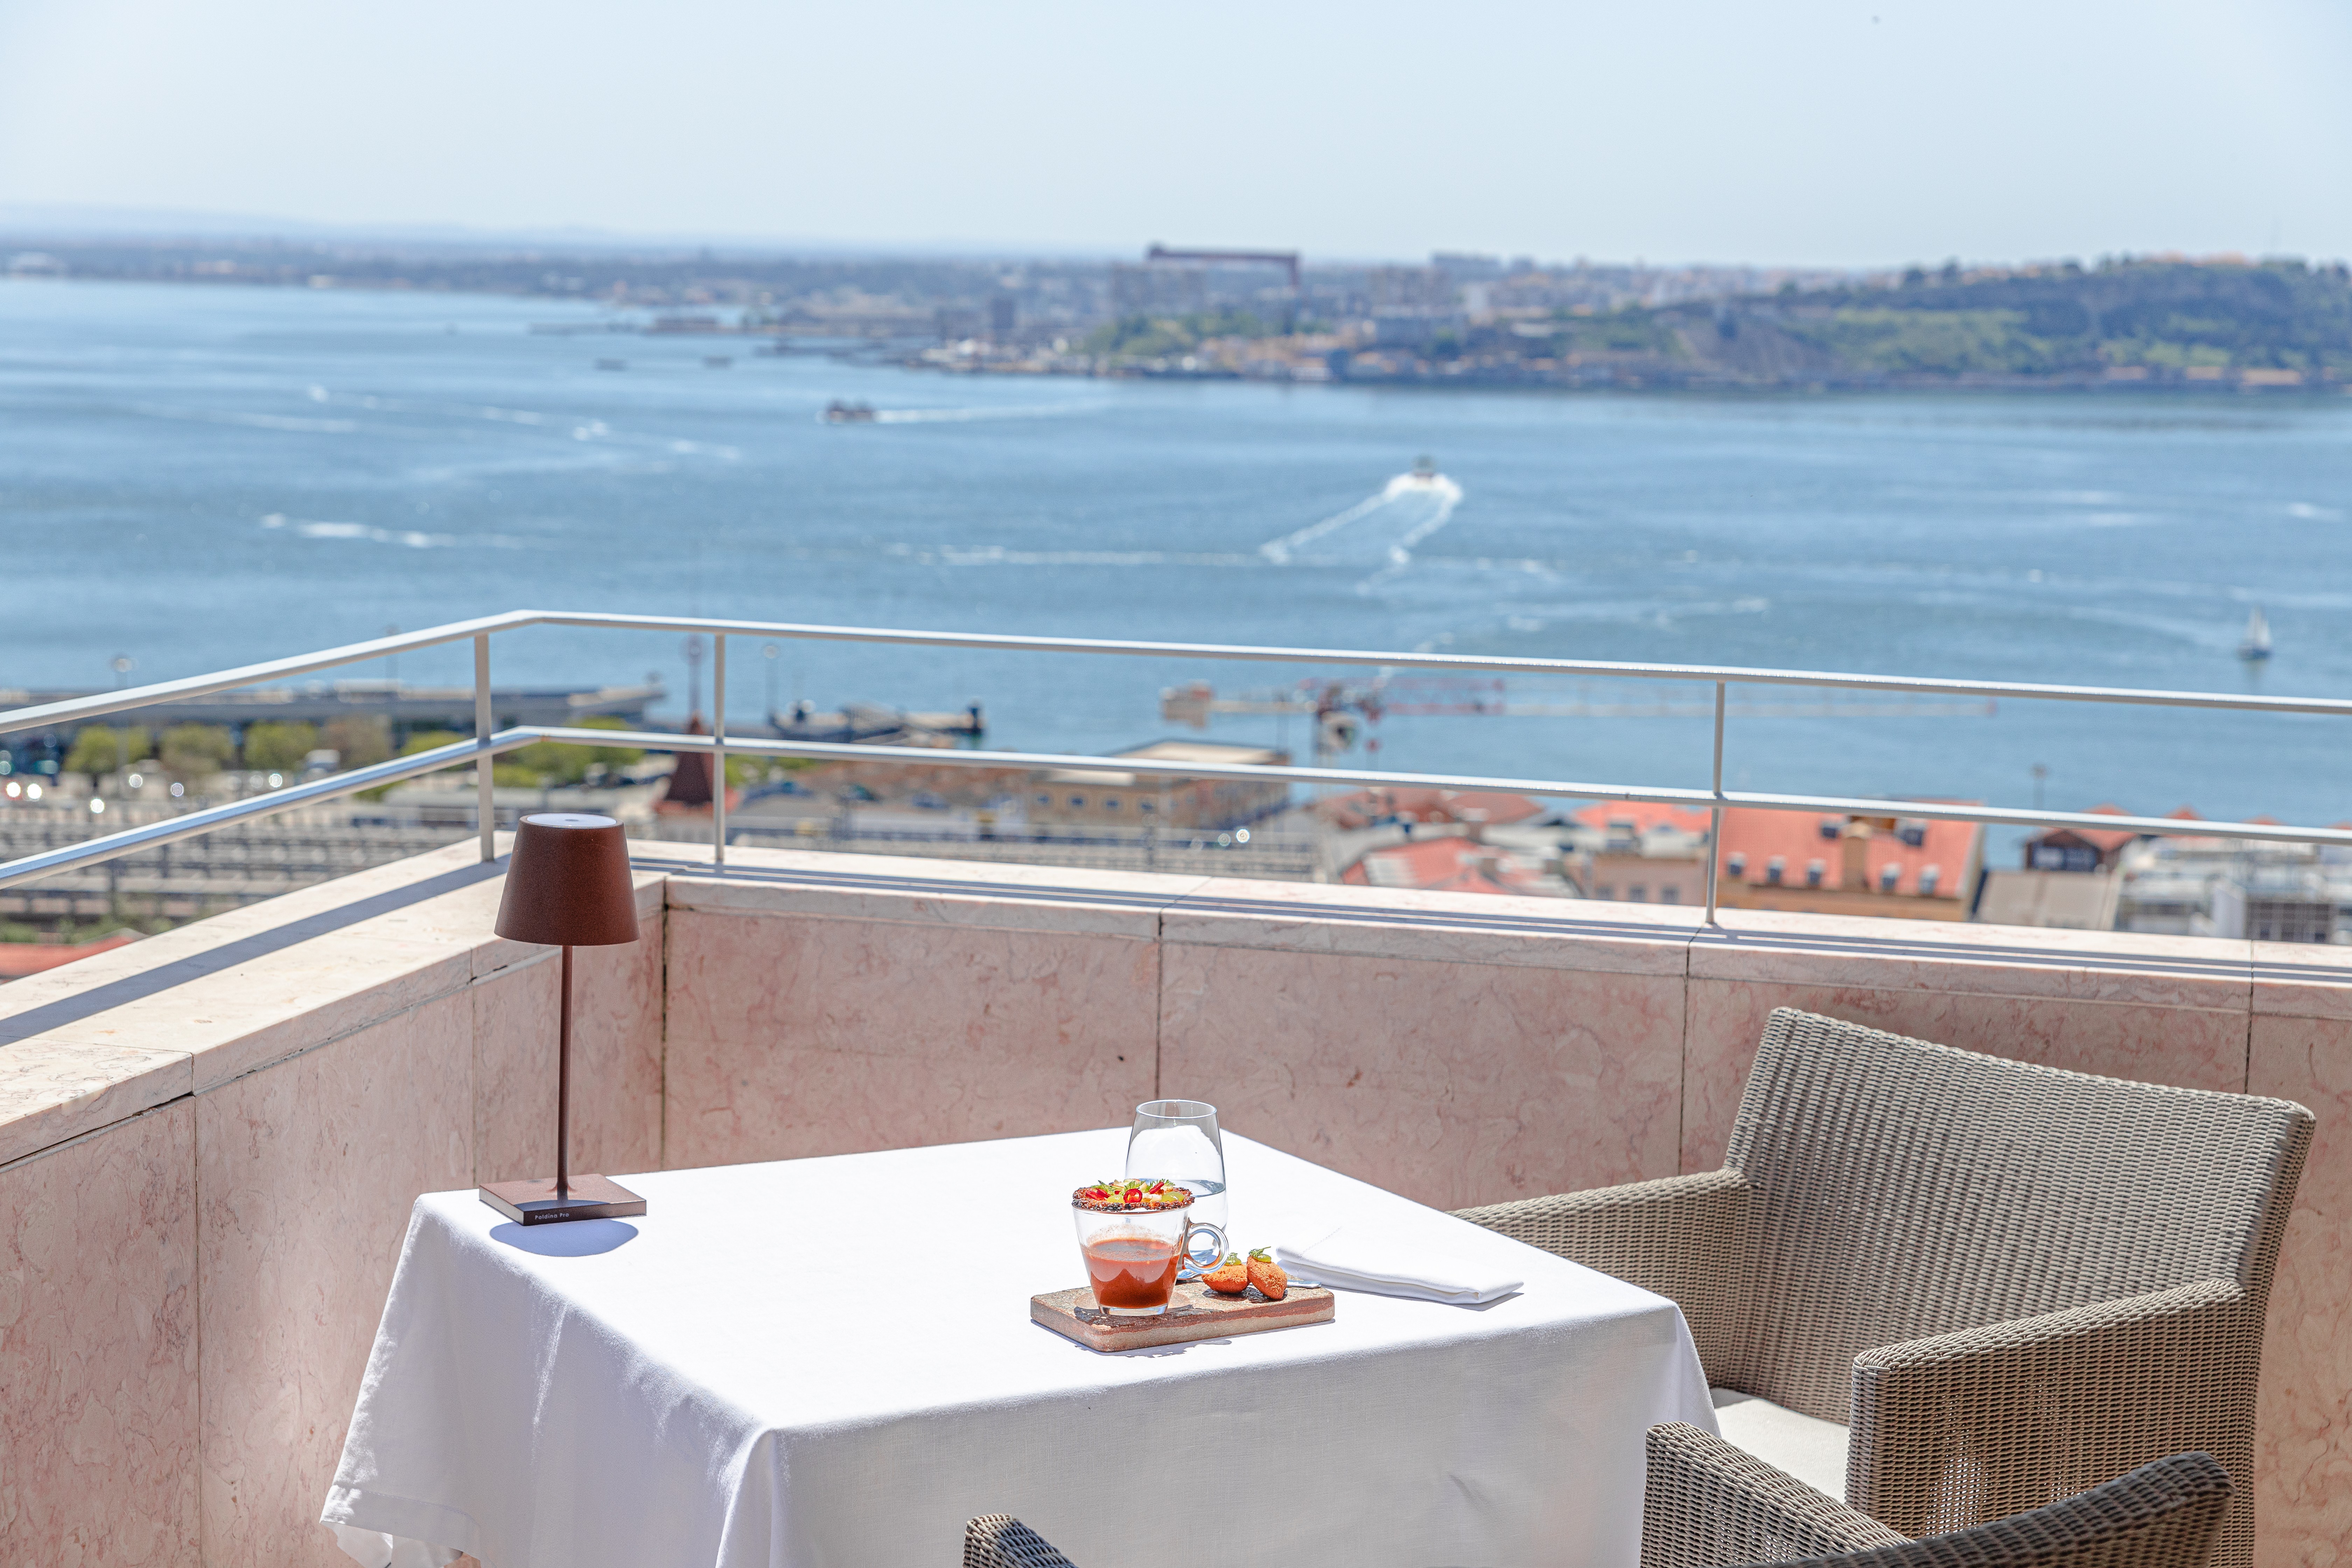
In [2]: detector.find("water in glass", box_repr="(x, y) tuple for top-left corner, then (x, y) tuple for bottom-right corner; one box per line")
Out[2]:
(1127, 1099), (1226, 1239)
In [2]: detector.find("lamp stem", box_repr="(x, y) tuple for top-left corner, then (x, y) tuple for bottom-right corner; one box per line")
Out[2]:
(558, 943), (573, 1197)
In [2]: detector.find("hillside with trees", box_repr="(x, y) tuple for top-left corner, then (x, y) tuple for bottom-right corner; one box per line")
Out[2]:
(1059, 258), (2352, 391)
(1523, 258), (2352, 387)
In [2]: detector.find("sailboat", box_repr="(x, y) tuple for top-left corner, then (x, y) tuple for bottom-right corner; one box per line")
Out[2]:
(2238, 607), (2273, 662)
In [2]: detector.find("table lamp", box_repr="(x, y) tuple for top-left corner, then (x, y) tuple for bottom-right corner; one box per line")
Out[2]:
(478, 812), (649, 1226)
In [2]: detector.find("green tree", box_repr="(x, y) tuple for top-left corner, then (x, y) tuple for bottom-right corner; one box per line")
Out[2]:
(399, 730), (470, 776)
(1787, 308), (2060, 375)
(494, 715), (646, 789)
(160, 724), (234, 783)
(1082, 307), (1278, 360)
(355, 730), (470, 801)
(576, 713), (644, 774)
(323, 715), (393, 770)
(242, 721), (321, 774)
(63, 726), (149, 788)
(496, 743), (575, 789)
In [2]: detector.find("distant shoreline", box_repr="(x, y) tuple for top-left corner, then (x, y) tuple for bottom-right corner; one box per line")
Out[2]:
(902, 353), (2352, 398)
(10, 255), (2348, 399)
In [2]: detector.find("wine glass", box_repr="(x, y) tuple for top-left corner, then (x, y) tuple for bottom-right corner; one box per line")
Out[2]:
(1125, 1100), (1225, 1276)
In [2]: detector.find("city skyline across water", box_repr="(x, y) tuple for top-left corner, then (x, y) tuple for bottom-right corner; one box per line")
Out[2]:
(5, 279), (2352, 843)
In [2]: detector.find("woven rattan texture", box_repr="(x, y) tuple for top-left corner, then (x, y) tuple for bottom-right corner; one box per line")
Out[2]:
(1456, 1168), (1752, 1376)
(1460, 1007), (2310, 1568)
(964, 1514), (1079, 1568)
(1639, 1424), (2230, 1568)
(1641, 1420), (1910, 1564)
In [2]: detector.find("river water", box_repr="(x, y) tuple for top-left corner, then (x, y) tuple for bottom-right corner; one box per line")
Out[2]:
(5, 279), (2351, 841)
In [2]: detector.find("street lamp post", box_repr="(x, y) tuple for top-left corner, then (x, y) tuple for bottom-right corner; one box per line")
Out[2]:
(682, 635), (707, 721)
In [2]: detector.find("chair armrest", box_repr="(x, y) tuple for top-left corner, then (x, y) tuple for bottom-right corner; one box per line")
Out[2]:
(1849, 1278), (2254, 1547)
(964, 1514), (1078, 1568)
(1640, 1421), (1907, 1568)
(1456, 1170), (1750, 1379)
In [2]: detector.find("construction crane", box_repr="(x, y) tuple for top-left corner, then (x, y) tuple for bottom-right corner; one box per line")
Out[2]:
(1161, 676), (1997, 763)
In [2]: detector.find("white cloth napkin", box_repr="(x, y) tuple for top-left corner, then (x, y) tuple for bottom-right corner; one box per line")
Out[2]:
(1275, 1221), (1522, 1305)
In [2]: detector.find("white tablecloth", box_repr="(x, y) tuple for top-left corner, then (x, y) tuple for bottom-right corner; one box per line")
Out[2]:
(324, 1130), (1716, 1568)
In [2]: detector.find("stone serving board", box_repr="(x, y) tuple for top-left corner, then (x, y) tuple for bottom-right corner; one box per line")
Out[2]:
(1031, 1280), (1335, 1351)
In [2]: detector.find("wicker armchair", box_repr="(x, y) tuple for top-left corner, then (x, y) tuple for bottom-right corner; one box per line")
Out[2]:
(1639, 1423), (2232, 1568)
(965, 1437), (2228, 1568)
(1456, 1008), (2311, 1568)
(964, 1514), (1078, 1568)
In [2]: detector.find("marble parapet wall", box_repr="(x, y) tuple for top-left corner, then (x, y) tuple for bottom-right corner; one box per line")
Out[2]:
(0, 840), (2340, 1565)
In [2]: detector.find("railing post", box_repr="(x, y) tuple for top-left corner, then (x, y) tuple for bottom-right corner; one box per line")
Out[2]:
(1703, 680), (1726, 926)
(475, 633), (495, 862)
(712, 634), (727, 869)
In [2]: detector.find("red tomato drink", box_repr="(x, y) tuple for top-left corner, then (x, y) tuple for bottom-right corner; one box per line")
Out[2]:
(1070, 1178), (1226, 1316)
(1083, 1235), (1183, 1310)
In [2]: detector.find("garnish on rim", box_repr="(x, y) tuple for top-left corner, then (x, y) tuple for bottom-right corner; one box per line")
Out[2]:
(1072, 1177), (1194, 1211)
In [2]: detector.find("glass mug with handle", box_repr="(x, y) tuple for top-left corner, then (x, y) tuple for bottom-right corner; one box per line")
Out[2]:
(1072, 1179), (1228, 1316)
(1125, 1099), (1224, 1276)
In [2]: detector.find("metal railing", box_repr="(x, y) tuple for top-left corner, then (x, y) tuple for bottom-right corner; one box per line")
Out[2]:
(6, 609), (2351, 923)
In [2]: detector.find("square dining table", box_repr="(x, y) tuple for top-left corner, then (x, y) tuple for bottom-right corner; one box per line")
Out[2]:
(324, 1128), (1717, 1568)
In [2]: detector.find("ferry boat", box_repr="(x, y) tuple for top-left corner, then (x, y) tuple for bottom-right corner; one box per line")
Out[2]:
(1400, 454), (1441, 486)
(2239, 607), (2272, 662)
(823, 400), (877, 424)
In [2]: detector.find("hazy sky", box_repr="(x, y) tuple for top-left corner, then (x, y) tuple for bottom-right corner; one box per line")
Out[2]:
(1, 0), (2346, 266)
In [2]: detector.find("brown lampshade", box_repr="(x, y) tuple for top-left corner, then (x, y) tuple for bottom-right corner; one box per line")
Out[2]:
(494, 814), (641, 947)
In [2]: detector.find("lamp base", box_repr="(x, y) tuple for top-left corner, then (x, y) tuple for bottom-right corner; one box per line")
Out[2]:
(478, 1174), (646, 1225)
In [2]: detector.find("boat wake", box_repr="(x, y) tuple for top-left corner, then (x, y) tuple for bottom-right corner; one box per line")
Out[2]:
(885, 542), (1260, 568)
(1259, 468), (1464, 582)
(135, 403), (360, 434)
(260, 514), (531, 550)
(302, 386), (743, 460)
(856, 401), (1100, 425)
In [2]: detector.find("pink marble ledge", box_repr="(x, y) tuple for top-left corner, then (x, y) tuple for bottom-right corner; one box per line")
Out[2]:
(660, 906), (1157, 1170)
(1164, 873), (1699, 976)
(31, 931), (476, 1096)
(2249, 1012), (2350, 1214)
(0, 836), (638, 1053)
(196, 989), (475, 1568)
(2250, 939), (2352, 1022)
(1159, 940), (1686, 1208)
(2246, 1014), (2351, 1567)
(663, 844), (1205, 939)
(0, 1098), (201, 1568)
(1679, 976), (2257, 1174)
(2253, 1213), (2352, 1567)
(0, 838), (509, 1043)
(351, 863), (668, 981)
(653, 838), (1206, 899)
(666, 1031), (1156, 1171)
(1692, 905), (2252, 1011)
(0, 834), (522, 1055)
(0, 1039), (194, 1167)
